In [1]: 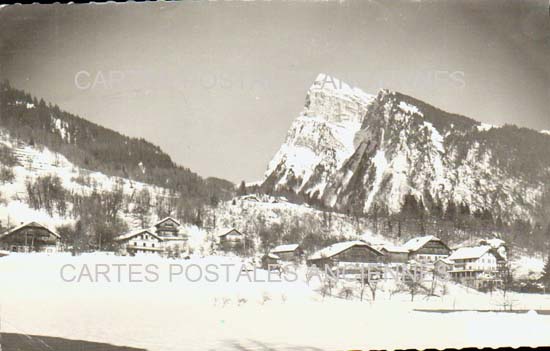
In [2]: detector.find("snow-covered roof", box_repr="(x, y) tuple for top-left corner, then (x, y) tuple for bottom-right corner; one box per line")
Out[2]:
(380, 244), (408, 253)
(448, 246), (492, 261)
(479, 238), (505, 249)
(153, 217), (181, 227)
(402, 235), (446, 252)
(114, 228), (162, 242)
(265, 253), (280, 260)
(218, 228), (244, 238)
(308, 241), (382, 260)
(436, 258), (454, 265)
(0, 221), (60, 240)
(271, 244), (300, 253)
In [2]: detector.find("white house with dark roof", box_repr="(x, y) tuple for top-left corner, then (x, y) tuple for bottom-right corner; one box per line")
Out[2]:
(448, 246), (499, 275)
(447, 245), (501, 289)
(114, 228), (163, 255)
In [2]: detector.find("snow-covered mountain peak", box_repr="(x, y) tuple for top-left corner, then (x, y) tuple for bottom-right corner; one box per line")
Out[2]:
(264, 78), (550, 225)
(305, 74), (375, 125)
(263, 75), (377, 192)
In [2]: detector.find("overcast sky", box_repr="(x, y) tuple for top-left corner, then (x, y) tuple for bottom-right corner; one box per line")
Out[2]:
(1, 1), (549, 183)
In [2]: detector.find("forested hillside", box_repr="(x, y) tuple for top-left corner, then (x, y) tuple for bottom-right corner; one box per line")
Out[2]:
(0, 80), (235, 223)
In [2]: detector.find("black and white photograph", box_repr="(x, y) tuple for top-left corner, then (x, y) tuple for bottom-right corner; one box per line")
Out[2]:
(0, 1), (550, 350)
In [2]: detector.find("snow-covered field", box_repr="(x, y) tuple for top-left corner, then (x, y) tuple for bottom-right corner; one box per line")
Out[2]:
(1, 253), (550, 350)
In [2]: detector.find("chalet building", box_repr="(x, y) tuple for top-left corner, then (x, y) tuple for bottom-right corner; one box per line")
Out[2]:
(152, 217), (186, 252)
(0, 222), (61, 253)
(114, 229), (164, 255)
(154, 217), (181, 237)
(270, 244), (303, 262)
(447, 245), (501, 290)
(403, 235), (451, 264)
(307, 241), (383, 269)
(379, 244), (409, 264)
(218, 228), (245, 247)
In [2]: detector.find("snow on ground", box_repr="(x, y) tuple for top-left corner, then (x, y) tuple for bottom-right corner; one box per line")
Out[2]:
(211, 195), (388, 244)
(1, 253), (550, 350)
(477, 123), (497, 132)
(398, 101), (423, 116)
(513, 255), (546, 280)
(0, 128), (169, 229)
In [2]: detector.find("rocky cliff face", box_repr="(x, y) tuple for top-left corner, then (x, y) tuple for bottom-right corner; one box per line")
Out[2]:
(263, 74), (375, 198)
(263, 74), (550, 224)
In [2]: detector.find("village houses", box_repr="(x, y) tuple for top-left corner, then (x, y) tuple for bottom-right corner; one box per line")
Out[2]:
(113, 216), (187, 256)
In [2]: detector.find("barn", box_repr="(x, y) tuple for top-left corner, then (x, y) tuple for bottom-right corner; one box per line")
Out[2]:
(0, 222), (61, 253)
(307, 241), (383, 269)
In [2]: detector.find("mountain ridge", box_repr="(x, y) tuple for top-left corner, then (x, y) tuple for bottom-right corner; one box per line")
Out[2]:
(262, 74), (550, 227)
(0, 80), (234, 200)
